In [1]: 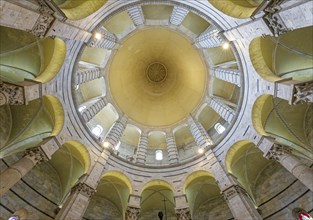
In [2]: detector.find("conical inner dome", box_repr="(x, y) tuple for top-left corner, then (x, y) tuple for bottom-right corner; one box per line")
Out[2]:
(109, 28), (207, 127)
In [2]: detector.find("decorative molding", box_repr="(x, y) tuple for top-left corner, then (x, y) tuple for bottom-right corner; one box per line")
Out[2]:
(125, 206), (140, 220)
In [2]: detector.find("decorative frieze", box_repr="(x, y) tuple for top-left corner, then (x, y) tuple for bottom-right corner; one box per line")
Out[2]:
(265, 143), (291, 161)
(25, 147), (49, 164)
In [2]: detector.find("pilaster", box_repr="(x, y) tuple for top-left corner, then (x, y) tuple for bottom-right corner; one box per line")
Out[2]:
(135, 132), (148, 165)
(88, 27), (117, 50)
(166, 131), (179, 164)
(103, 115), (128, 149)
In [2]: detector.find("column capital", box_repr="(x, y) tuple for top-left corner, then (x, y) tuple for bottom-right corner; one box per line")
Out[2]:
(265, 143), (291, 161)
(222, 184), (248, 201)
(125, 206), (140, 220)
(0, 82), (25, 105)
(175, 207), (192, 220)
(25, 147), (49, 164)
(71, 182), (96, 197)
(292, 81), (313, 104)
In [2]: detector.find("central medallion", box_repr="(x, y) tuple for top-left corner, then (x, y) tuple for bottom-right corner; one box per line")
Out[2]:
(146, 62), (167, 83)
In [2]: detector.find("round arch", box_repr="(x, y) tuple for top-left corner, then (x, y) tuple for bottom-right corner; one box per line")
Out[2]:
(183, 170), (215, 194)
(101, 170), (133, 194)
(141, 179), (175, 194)
(251, 94), (272, 136)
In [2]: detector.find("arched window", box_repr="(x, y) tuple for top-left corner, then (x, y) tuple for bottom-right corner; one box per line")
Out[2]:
(155, 150), (163, 161)
(214, 123), (225, 134)
(92, 125), (103, 137)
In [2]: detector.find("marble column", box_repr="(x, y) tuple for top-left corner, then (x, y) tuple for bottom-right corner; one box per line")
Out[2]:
(207, 97), (236, 124)
(0, 81), (40, 106)
(188, 117), (213, 149)
(103, 115), (128, 149)
(170, 6), (189, 26)
(213, 68), (241, 87)
(174, 194), (192, 220)
(88, 27), (117, 50)
(135, 132), (148, 165)
(194, 26), (223, 49)
(127, 6), (145, 26)
(206, 150), (262, 220)
(166, 131), (179, 164)
(0, 148), (48, 196)
(74, 68), (102, 86)
(81, 96), (108, 122)
(265, 143), (313, 191)
(56, 152), (108, 220)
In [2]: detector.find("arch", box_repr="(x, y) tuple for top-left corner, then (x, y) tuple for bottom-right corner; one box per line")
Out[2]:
(250, 27), (313, 82)
(251, 94), (272, 136)
(101, 170), (133, 194)
(225, 140), (254, 173)
(55, 0), (108, 20)
(42, 95), (65, 137)
(34, 38), (66, 83)
(183, 170), (215, 194)
(208, 0), (262, 19)
(141, 179), (175, 194)
(62, 141), (91, 173)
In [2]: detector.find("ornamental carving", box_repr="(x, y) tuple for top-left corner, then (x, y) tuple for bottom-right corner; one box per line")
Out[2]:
(38, 0), (54, 15)
(176, 208), (192, 220)
(25, 147), (49, 164)
(125, 206), (140, 220)
(263, 0), (288, 37)
(0, 83), (24, 105)
(30, 13), (54, 37)
(265, 144), (291, 161)
(293, 82), (313, 104)
(71, 182), (95, 197)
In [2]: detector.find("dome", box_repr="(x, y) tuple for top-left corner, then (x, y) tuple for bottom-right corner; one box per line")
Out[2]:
(0, 0), (312, 220)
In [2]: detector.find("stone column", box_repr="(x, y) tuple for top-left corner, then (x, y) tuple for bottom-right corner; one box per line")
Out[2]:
(175, 194), (192, 220)
(88, 27), (117, 50)
(265, 144), (313, 191)
(170, 6), (189, 26)
(74, 68), (102, 86)
(81, 96), (108, 122)
(194, 26), (223, 49)
(213, 68), (241, 87)
(206, 150), (262, 220)
(0, 148), (48, 196)
(166, 131), (179, 164)
(56, 152), (108, 220)
(0, 81), (41, 106)
(207, 97), (236, 124)
(103, 115), (128, 149)
(0, 0), (92, 41)
(135, 132), (148, 165)
(127, 6), (145, 26)
(125, 194), (141, 220)
(188, 117), (213, 149)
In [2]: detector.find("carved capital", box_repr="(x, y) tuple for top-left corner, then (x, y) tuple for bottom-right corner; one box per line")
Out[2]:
(293, 82), (313, 104)
(125, 206), (140, 220)
(0, 83), (25, 105)
(265, 143), (291, 161)
(30, 13), (55, 37)
(38, 0), (54, 15)
(176, 208), (192, 220)
(222, 184), (247, 201)
(25, 147), (49, 164)
(71, 182), (95, 197)
(262, 0), (288, 37)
